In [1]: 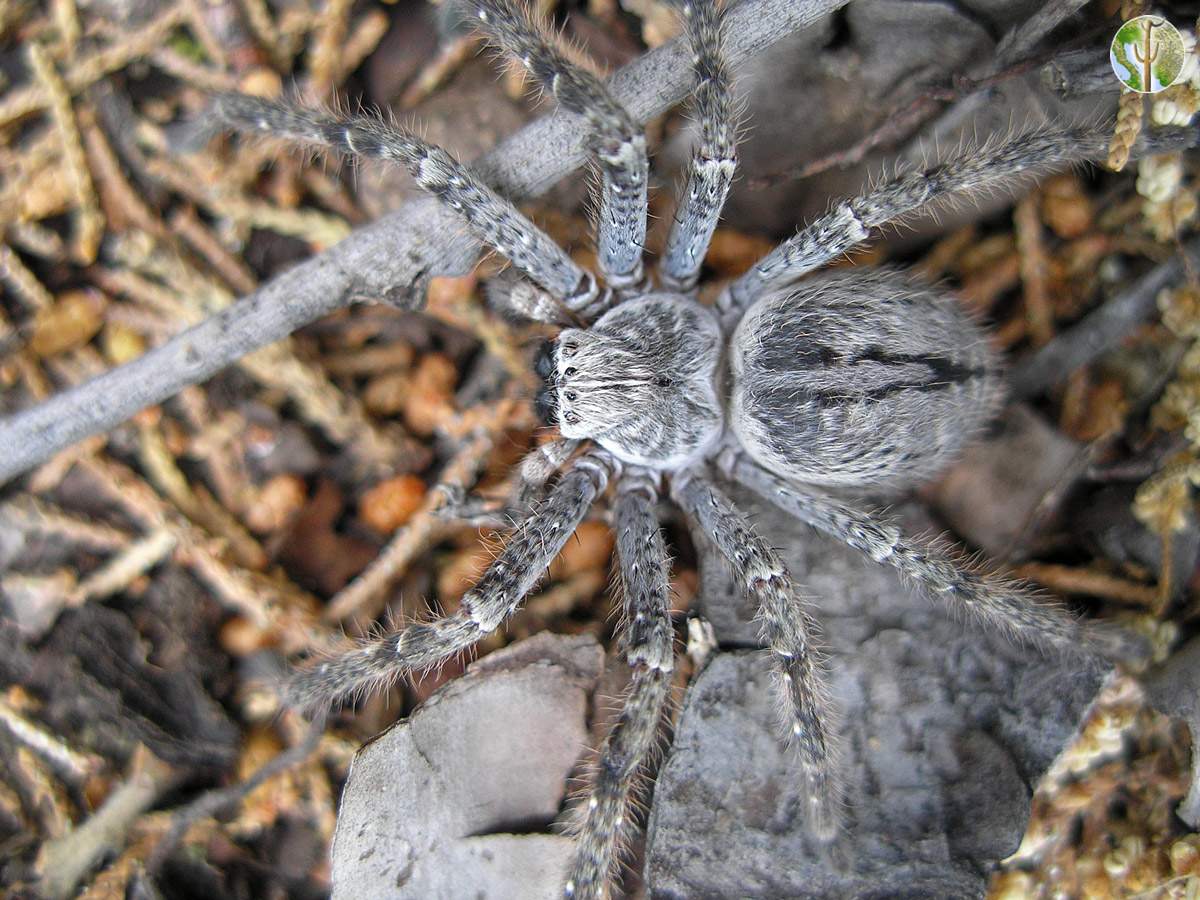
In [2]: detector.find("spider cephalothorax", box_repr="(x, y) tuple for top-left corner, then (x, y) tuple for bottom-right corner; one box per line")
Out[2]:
(211, 0), (1145, 895)
(554, 294), (724, 467)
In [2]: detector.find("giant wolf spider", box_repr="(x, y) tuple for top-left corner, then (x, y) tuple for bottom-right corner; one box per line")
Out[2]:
(211, 0), (1150, 895)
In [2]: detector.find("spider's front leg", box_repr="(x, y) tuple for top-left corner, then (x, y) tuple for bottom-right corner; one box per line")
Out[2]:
(567, 469), (674, 899)
(288, 450), (612, 711)
(210, 93), (597, 317)
(723, 450), (1145, 666)
(672, 468), (841, 840)
(472, 0), (648, 297)
(660, 0), (738, 293)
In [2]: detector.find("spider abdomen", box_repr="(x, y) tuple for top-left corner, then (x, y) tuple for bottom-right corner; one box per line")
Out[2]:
(729, 268), (1002, 491)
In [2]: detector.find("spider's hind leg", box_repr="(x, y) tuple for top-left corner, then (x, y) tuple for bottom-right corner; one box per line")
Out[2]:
(288, 449), (613, 711)
(566, 469), (674, 898)
(672, 467), (842, 840)
(724, 450), (1145, 666)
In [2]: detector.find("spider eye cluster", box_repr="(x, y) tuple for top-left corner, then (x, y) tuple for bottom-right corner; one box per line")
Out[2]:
(533, 339), (558, 426)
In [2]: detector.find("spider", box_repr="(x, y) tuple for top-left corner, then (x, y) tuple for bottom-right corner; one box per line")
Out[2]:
(212, 0), (1140, 896)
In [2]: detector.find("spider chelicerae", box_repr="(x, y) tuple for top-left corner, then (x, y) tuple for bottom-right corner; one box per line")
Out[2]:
(212, 1), (1144, 896)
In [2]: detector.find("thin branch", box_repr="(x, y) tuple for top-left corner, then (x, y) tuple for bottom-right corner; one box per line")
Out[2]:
(1011, 236), (1200, 398)
(35, 746), (180, 900)
(0, 0), (849, 485)
(993, 0), (1090, 67)
(745, 22), (1177, 191)
(1043, 45), (1117, 98)
(747, 0), (1100, 191)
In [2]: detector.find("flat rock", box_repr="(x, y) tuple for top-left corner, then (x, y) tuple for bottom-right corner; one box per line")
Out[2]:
(645, 490), (1107, 898)
(331, 633), (605, 899)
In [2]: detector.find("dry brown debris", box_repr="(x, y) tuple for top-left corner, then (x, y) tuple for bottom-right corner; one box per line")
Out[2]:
(989, 676), (1194, 900)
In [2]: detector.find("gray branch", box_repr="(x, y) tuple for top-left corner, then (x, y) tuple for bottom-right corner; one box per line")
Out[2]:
(1042, 46), (1117, 98)
(0, 0), (849, 485)
(994, 0), (1090, 67)
(1011, 236), (1200, 398)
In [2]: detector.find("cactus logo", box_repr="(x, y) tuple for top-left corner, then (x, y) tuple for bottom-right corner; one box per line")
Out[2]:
(1111, 15), (1186, 93)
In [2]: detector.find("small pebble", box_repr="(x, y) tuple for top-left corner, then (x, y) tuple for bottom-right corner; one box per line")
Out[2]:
(988, 869), (1034, 900)
(219, 615), (271, 656)
(359, 474), (427, 534)
(239, 66), (282, 98)
(101, 323), (145, 364)
(1172, 836), (1200, 876)
(363, 370), (412, 416)
(245, 474), (307, 534)
(29, 290), (105, 357)
(1041, 175), (1093, 239)
(403, 353), (457, 436)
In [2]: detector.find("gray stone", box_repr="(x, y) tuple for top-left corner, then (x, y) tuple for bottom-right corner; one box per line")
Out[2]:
(931, 405), (1088, 559)
(331, 633), (605, 899)
(1144, 637), (1200, 829)
(645, 490), (1106, 898)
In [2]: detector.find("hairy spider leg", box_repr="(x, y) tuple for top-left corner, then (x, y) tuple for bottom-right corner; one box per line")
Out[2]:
(210, 93), (597, 319)
(725, 451), (1142, 664)
(473, 0), (649, 297)
(566, 470), (674, 899)
(660, 0), (739, 293)
(719, 124), (1113, 314)
(438, 438), (582, 528)
(673, 469), (841, 840)
(288, 451), (612, 710)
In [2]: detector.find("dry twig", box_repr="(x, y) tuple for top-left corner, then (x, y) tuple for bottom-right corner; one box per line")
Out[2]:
(34, 746), (179, 900)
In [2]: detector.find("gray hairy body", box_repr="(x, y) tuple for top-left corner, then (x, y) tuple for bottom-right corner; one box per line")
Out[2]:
(729, 268), (1002, 491)
(556, 269), (1002, 490)
(208, 1), (1153, 895)
(555, 295), (724, 468)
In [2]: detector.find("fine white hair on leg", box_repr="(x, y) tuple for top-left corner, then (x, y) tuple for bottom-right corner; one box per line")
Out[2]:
(287, 449), (613, 711)
(211, 92), (596, 314)
(471, 0), (649, 297)
(719, 123), (1111, 313)
(724, 450), (1144, 664)
(436, 438), (582, 527)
